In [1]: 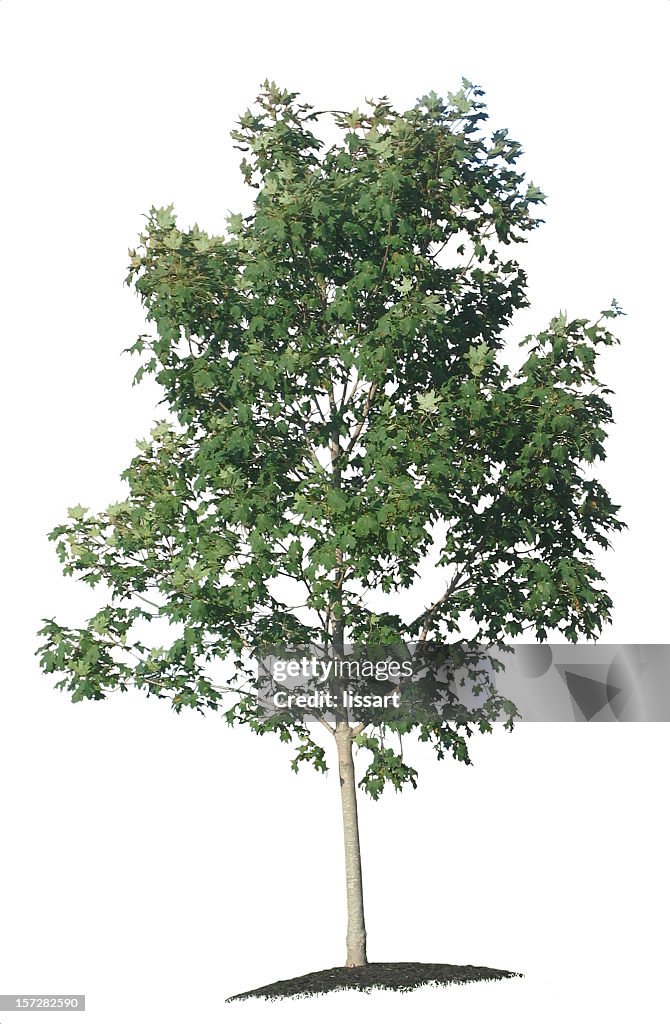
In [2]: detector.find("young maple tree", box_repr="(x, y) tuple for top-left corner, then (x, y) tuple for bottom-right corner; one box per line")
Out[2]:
(38, 81), (623, 969)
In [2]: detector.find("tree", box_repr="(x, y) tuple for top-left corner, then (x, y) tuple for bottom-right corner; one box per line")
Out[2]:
(38, 80), (624, 970)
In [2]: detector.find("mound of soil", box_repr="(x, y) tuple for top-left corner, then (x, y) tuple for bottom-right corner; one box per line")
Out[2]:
(227, 961), (522, 1001)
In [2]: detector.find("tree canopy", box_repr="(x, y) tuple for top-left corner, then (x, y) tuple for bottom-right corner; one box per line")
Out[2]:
(38, 80), (624, 797)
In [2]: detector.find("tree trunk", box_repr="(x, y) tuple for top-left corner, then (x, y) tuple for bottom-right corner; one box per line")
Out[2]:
(335, 722), (368, 967)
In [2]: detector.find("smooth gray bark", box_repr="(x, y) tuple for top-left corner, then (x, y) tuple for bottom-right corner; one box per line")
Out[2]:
(335, 722), (368, 967)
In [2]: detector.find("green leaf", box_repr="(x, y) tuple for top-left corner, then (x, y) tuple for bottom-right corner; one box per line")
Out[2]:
(417, 390), (440, 414)
(67, 505), (88, 521)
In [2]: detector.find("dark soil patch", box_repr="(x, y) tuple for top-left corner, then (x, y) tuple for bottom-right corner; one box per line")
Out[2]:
(227, 961), (522, 1001)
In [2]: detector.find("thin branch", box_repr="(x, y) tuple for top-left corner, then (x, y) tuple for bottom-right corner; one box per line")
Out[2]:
(343, 381), (378, 453)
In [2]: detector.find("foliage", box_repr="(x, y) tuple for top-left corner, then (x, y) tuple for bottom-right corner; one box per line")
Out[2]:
(37, 80), (624, 797)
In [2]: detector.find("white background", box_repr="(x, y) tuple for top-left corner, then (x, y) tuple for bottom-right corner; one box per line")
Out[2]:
(1, 2), (669, 1022)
